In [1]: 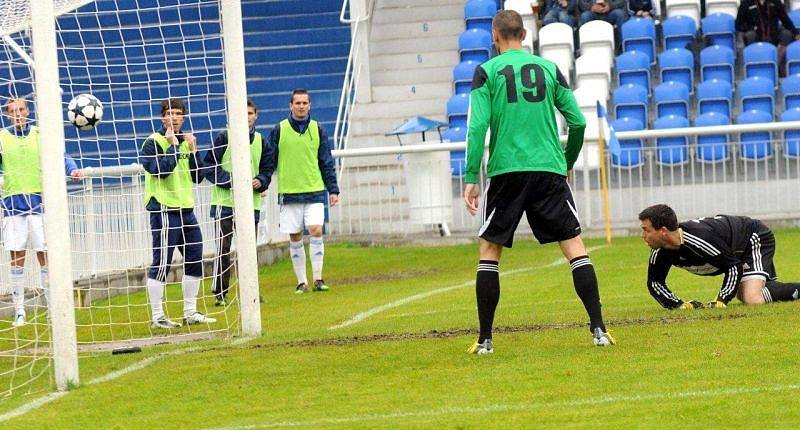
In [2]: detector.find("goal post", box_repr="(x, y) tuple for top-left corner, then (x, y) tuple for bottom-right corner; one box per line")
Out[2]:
(29, 0), (79, 391)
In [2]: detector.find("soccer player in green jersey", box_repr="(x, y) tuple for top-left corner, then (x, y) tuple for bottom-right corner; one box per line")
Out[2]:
(463, 10), (613, 354)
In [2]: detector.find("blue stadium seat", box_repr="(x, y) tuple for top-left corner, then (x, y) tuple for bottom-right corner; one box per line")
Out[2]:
(442, 126), (467, 142)
(744, 42), (778, 85)
(610, 117), (645, 167)
(453, 60), (479, 95)
(465, 0), (496, 33)
(737, 110), (774, 160)
(662, 15), (696, 51)
(447, 93), (469, 129)
(791, 9), (800, 28)
(780, 107), (800, 158)
(615, 51), (651, 90)
(738, 76), (775, 117)
(621, 17), (657, 64)
(443, 127), (467, 175)
(695, 112), (730, 163)
(654, 81), (690, 118)
(697, 79), (732, 117)
(612, 83), (648, 127)
(701, 13), (736, 51)
(659, 48), (694, 93)
(787, 41), (800, 76)
(700, 45), (734, 84)
(450, 150), (466, 176)
(782, 74), (800, 110)
(458, 29), (492, 63)
(654, 115), (690, 165)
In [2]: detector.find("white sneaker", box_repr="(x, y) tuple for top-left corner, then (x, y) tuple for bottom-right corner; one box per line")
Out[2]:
(467, 339), (494, 355)
(183, 312), (217, 325)
(12, 313), (26, 328)
(592, 327), (615, 346)
(151, 317), (182, 329)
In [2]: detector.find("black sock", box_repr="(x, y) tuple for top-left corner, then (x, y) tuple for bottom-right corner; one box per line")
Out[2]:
(763, 280), (800, 302)
(476, 260), (500, 343)
(570, 256), (606, 333)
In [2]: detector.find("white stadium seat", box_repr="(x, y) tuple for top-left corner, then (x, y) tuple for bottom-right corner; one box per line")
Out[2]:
(572, 87), (601, 170)
(538, 22), (574, 79)
(578, 20), (615, 71)
(666, 0), (702, 27)
(576, 53), (611, 104)
(705, 0), (739, 18)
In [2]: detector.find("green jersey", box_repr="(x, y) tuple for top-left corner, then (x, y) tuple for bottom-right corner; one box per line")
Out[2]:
(464, 49), (586, 184)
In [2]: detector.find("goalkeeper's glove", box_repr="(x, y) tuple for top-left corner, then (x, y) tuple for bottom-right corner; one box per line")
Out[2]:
(678, 300), (705, 310)
(707, 299), (727, 309)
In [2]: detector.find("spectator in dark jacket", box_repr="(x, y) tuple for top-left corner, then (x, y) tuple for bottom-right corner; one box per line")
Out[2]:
(543, 0), (578, 27)
(628, 0), (654, 17)
(736, 0), (800, 74)
(578, 0), (628, 27)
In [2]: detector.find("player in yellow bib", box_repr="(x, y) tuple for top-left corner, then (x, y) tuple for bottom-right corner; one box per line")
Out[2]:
(205, 98), (270, 306)
(1, 97), (83, 327)
(262, 89), (339, 294)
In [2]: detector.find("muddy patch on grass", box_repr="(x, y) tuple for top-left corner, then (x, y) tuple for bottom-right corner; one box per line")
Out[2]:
(335, 268), (439, 286)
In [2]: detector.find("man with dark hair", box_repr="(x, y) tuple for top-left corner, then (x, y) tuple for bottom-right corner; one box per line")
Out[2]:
(205, 98), (270, 306)
(263, 89), (339, 294)
(1, 97), (83, 327)
(140, 97), (215, 328)
(464, 10), (613, 354)
(638, 204), (800, 309)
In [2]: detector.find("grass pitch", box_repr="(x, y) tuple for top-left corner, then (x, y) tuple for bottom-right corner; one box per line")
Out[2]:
(2, 231), (800, 429)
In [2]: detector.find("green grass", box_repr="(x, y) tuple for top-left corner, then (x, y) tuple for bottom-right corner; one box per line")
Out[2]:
(2, 231), (800, 429)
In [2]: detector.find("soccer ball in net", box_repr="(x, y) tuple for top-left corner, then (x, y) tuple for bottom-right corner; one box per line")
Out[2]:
(67, 94), (103, 130)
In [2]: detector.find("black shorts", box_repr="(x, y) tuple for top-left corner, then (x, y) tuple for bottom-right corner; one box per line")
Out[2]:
(479, 171), (581, 248)
(742, 221), (777, 281)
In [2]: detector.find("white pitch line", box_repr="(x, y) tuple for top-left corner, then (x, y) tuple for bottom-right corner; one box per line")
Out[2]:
(0, 344), (202, 424)
(329, 245), (608, 330)
(206, 383), (800, 430)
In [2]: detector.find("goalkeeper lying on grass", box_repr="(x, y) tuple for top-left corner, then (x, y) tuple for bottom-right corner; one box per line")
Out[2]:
(638, 204), (800, 309)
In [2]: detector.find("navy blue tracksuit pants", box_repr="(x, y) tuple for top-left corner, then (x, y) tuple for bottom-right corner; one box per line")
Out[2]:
(148, 209), (203, 282)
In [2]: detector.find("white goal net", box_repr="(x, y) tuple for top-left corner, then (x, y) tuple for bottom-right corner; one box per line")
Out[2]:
(0, 0), (257, 398)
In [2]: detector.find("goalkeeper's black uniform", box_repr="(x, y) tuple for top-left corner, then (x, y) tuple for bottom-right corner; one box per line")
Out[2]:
(647, 215), (776, 309)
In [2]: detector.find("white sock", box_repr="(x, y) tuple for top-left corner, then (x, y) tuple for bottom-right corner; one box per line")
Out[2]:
(182, 275), (201, 317)
(39, 266), (50, 305)
(309, 236), (324, 282)
(146, 278), (165, 321)
(10, 267), (25, 315)
(289, 239), (307, 285)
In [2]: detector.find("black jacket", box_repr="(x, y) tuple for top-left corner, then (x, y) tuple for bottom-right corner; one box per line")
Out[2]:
(736, 0), (799, 41)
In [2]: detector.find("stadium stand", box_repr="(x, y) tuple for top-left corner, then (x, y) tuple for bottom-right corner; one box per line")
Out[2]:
(613, 83), (649, 127)
(665, 0), (702, 26)
(446, 93), (469, 129)
(576, 53), (611, 103)
(539, 22), (575, 78)
(695, 111), (731, 162)
(700, 45), (735, 84)
(744, 42), (779, 85)
(662, 15), (696, 51)
(610, 117), (645, 167)
(738, 109), (775, 160)
(654, 114), (691, 165)
(453, 60), (479, 95)
(783, 74), (800, 110)
(659, 48), (694, 93)
(621, 17), (657, 65)
(654, 81), (690, 118)
(697, 79), (733, 117)
(701, 13), (736, 51)
(787, 41), (800, 75)
(704, 0), (739, 18)
(465, 0), (497, 33)
(781, 107), (800, 157)
(579, 20), (616, 70)
(739, 76), (775, 117)
(616, 50), (651, 90)
(458, 28), (493, 62)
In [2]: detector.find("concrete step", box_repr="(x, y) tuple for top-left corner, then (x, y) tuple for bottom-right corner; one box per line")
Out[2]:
(371, 51), (460, 72)
(370, 19), (464, 42)
(372, 66), (454, 86)
(350, 98), (448, 120)
(371, 35), (457, 55)
(373, 5), (464, 24)
(372, 83), (454, 102)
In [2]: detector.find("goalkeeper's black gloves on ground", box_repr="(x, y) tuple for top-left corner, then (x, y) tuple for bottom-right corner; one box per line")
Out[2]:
(678, 300), (705, 310)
